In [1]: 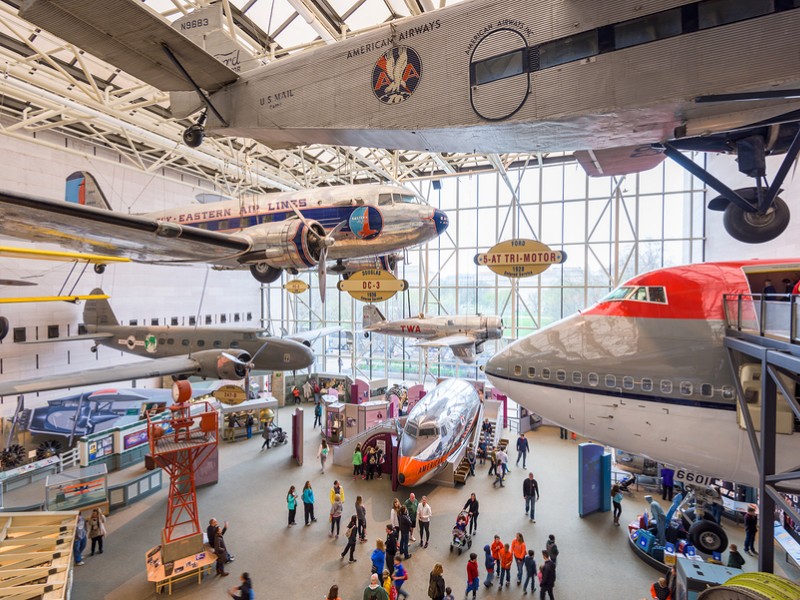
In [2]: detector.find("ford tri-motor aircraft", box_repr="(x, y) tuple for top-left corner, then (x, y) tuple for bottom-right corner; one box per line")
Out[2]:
(485, 260), (800, 490)
(363, 305), (503, 364)
(18, 0), (800, 244)
(397, 378), (482, 487)
(0, 172), (448, 299)
(0, 291), (314, 398)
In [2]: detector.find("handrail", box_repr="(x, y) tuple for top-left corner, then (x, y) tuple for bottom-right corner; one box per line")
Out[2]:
(722, 293), (800, 345)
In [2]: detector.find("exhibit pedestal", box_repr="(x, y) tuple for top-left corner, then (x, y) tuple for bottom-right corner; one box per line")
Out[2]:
(161, 530), (204, 564)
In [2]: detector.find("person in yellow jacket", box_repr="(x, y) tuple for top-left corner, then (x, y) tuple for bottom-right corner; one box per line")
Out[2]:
(330, 480), (345, 505)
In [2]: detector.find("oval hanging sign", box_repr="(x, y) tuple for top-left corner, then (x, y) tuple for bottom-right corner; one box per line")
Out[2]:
(213, 384), (248, 406)
(474, 239), (566, 278)
(284, 279), (309, 294)
(337, 269), (408, 302)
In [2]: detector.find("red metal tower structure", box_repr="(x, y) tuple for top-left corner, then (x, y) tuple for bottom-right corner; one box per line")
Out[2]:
(147, 380), (217, 561)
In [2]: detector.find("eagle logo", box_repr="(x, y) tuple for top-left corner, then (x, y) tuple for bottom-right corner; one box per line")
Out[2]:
(372, 46), (422, 104)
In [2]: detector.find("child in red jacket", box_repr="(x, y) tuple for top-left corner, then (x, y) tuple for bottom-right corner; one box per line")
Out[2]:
(466, 552), (480, 599)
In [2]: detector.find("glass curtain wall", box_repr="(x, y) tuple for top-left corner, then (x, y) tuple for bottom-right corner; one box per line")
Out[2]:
(263, 155), (705, 384)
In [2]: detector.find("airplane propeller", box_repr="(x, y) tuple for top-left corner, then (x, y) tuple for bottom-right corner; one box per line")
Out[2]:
(288, 202), (345, 303)
(223, 340), (270, 401)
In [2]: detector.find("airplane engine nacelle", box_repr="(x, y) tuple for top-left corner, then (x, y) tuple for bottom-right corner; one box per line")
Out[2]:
(331, 253), (400, 275)
(192, 349), (251, 380)
(237, 219), (326, 270)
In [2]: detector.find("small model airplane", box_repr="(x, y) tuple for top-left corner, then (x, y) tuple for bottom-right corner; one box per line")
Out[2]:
(485, 260), (800, 489)
(397, 378), (482, 487)
(363, 305), (503, 364)
(0, 291), (314, 398)
(0, 172), (448, 301)
(18, 0), (800, 243)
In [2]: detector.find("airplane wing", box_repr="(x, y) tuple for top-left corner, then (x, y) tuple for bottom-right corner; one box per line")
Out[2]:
(20, 333), (114, 344)
(416, 334), (477, 348)
(574, 145), (666, 177)
(0, 294), (111, 305)
(0, 246), (131, 264)
(287, 326), (344, 346)
(0, 191), (250, 264)
(0, 355), (205, 397)
(20, 0), (239, 92)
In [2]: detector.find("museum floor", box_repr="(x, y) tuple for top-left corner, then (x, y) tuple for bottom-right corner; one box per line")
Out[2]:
(71, 407), (769, 600)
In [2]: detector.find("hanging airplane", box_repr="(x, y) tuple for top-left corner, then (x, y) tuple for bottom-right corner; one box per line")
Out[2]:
(17, 0), (800, 244)
(0, 172), (448, 300)
(0, 291), (314, 398)
(484, 260), (800, 490)
(363, 305), (503, 364)
(397, 378), (482, 487)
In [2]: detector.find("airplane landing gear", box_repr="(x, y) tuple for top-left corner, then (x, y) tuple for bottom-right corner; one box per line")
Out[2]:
(182, 111), (207, 148)
(249, 263), (282, 284)
(722, 190), (789, 244)
(93, 263), (106, 274)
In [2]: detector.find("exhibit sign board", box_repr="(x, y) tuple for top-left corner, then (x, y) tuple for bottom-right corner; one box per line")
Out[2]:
(474, 239), (566, 278)
(212, 385), (247, 406)
(337, 269), (408, 302)
(284, 279), (309, 294)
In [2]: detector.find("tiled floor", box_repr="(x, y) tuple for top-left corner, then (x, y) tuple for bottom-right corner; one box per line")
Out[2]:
(71, 407), (769, 599)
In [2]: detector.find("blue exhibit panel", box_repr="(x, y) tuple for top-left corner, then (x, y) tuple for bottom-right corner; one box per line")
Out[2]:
(578, 443), (611, 517)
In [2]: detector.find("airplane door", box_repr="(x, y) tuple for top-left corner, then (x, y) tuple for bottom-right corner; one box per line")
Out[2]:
(469, 29), (530, 121)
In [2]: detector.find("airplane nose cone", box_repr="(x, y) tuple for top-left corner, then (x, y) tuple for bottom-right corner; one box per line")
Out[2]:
(485, 348), (507, 378)
(433, 210), (449, 235)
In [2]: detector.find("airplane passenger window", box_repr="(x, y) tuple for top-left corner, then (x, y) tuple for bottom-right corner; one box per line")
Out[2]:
(205, 315), (213, 325)
(527, 367), (536, 378)
(557, 370), (566, 382)
(699, 0), (774, 29)
(680, 381), (693, 396)
(605, 374), (617, 388)
(472, 48), (526, 86)
(641, 378), (653, 392)
(171, 317), (179, 326)
(167, 339), (174, 345)
(129, 320), (138, 326)
(47, 325), (59, 339)
(182, 339), (190, 346)
(514, 365), (522, 376)
(648, 287), (668, 304)
(13, 327), (26, 343)
(158, 338), (166, 345)
(614, 9), (682, 49)
(378, 194), (392, 206)
(588, 373), (599, 387)
(572, 371), (582, 384)
(623, 376), (634, 390)
(231, 340), (239, 348)
(538, 30), (599, 70)
(220, 315), (227, 324)
(151, 318), (159, 326)
(701, 383), (714, 397)
(722, 386), (735, 400)
(197, 340), (205, 347)
(542, 368), (551, 380)
(213, 340), (222, 348)
(189, 316), (196, 326)
(661, 380), (673, 394)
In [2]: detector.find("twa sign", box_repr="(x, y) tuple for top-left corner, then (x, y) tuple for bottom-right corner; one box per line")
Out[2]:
(475, 239), (566, 278)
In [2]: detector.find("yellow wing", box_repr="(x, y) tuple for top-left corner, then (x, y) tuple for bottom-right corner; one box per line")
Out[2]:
(0, 246), (131, 264)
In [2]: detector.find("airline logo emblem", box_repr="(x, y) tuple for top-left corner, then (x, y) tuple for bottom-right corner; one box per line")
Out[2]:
(400, 325), (422, 333)
(144, 334), (158, 353)
(348, 206), (383, 240)
(372, 46), (422, 104)
(475, 239), (567, 278)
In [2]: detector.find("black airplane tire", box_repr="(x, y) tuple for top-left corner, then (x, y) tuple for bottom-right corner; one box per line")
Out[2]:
(723, 194), (789, 243)
(182, 125), (205, 148)
(249, 264), (282, 284)
(688, 520), (728, 555)
(93, 263), (106, 274)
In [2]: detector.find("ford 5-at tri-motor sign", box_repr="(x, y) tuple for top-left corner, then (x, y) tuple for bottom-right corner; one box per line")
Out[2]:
(474, 239), (566, 278)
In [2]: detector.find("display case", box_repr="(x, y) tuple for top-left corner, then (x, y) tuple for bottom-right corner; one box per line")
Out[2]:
(325, 402), (346, 444)
(358, 400), (389, 431)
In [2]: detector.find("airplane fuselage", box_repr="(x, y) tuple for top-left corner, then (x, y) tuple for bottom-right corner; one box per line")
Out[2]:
(211, 0), (800, 153)
(368, 315), (502, 343)
(485, 261), (800, 488)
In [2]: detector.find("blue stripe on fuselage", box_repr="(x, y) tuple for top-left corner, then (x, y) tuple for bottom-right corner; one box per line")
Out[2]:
(486, 372), (736, 411)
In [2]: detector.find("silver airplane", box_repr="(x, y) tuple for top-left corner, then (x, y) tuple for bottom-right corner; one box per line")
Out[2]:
(19, 0), (800, 244)
(0, 172), (448, 300)
(363, 305), (503, 364)
(0, 291), (314, 398)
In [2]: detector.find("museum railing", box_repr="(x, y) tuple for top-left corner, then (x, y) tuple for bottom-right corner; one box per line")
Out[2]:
(723, 293), (800, 345)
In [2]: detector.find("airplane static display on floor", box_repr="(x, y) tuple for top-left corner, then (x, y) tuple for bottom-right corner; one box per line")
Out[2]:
(19, 0), (800, 243)
(362, 305), (503, 364)
(397, 378), (482, 487)
(0, 292), (314, 398)
(0, 172), (448, 297)
(485, 260), (800, 490)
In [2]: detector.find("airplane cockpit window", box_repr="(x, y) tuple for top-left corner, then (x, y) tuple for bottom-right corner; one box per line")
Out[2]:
(378, 193), (393, 206)
(399, 194), (418, 204)
(601, 287), (633, 301)
(418, 425), (438, 437)
(405, 422), (418, 437)
(647, 287), (668, 303)
(632, 287), (648, 301)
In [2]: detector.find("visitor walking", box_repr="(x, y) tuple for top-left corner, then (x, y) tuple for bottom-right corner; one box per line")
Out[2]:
(523, 549), (537, 595)
(88, 508), (106, 555)
(313, 402), (323, 428)
(511, 532), (527, 584)
(341, 515), (358, 562)
(428, 562), (446, 600)
(417, 495), (432, 547)
(516, 433), (530, 468)
(392, 556), (410, 598)
(499, 543), (513, 587)
(465, 553), (480, 600)
(539, 550), (556, 600)
(463, 493), (479, 535)
(356, 495), (368, 542)
(227, 572), (253, 599)
(404, 493), (419, 543)
(523, 473), (540, 523)
(330, 494), (343, 538)
(73, 514), (87, 566)
(611, 483), (623, 526)
(287, 485), (298, 527)
(318, 439), (330, 474)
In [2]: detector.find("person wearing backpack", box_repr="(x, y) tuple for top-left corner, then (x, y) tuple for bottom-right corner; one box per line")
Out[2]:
(228, 572), (254, 599)
(245, 412), (254, 439)
(341, 515), (359, 562)
(313, 403), (323, 429)
(364, 573), (389, 600)
(427, 562), (445, 600)
(392, 556), (410, 598)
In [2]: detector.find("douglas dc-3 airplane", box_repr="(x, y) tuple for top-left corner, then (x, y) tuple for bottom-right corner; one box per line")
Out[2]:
(485, 260), (800, 491)
(0, 172), (447, 300)
(363, 305), (503, 364)
(17, 0), (800, 244)
(0, 291), (314, 398)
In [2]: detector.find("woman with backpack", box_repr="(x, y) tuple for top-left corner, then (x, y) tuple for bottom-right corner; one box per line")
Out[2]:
(317, 439), (330, 474)
(427, 562), (445, 600)
(340, 515), (358, 562)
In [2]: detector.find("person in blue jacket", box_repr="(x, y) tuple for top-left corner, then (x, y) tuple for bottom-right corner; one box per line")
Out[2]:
(483, 544), (495, 588)
(371, 539), (387, 584)
(302, 481), (317, 526)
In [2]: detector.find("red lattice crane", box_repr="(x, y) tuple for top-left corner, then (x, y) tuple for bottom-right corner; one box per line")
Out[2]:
(147, 380), (217, 553)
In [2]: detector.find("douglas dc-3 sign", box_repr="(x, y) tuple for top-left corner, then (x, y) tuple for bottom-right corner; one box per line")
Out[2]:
(475, 240), (566, 278)
(17, 0), (800, 245)
(338, 269), (409, 303)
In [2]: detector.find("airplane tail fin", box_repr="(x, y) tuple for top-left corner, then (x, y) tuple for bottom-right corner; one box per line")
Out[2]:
(65, 172), (112, 210)
(83, 289), (118, 327)
(362, 305), (386, 328)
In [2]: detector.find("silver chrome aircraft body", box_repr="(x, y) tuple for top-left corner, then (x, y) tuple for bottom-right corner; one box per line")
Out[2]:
(0, 291), (314, 398)
(397, 378), (482, 487)
(363, 305), (503, 363)
(0, 172), (447, 286)
(485, 260), (800, 489)
(18, 0), (800, 243)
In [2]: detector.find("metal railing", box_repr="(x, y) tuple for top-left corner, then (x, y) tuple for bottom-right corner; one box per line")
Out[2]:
(723, 293), (800, 344)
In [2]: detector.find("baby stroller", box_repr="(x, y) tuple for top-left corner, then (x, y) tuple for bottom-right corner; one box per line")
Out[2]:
(618, 473), (636, 495)
(449, 510), (472, 555)
(266, 424), (288, 446)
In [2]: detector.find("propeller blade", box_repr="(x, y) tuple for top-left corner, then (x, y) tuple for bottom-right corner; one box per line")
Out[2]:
(319, 248), (327, 304)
